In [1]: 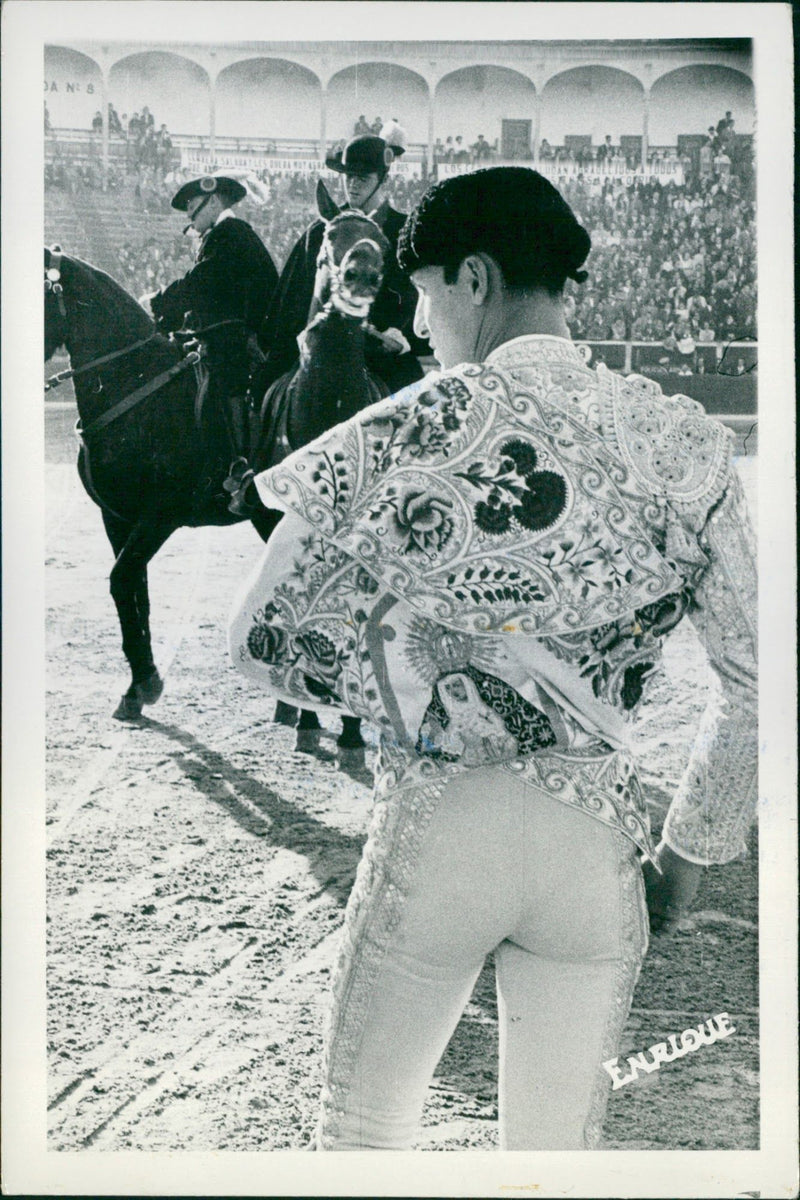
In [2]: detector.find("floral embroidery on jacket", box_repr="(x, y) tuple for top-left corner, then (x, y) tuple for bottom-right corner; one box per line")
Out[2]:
(231, 335), (757, 867)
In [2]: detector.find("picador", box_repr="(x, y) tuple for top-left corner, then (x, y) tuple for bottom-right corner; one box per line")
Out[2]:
(146, 173), (279, 512)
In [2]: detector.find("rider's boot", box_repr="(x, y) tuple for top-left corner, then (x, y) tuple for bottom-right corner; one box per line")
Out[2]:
(223, 397), (259, 514)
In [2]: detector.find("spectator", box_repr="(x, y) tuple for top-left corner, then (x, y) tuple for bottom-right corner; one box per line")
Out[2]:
(596, 134), (614, 163)
(699, 130), (715, 179)
(716, 110), (734, 141)
(713, 146), (732, 180)
(471, 134), (491, 162)
(454, 136), (469, 163)
(155, 124), (173, 177)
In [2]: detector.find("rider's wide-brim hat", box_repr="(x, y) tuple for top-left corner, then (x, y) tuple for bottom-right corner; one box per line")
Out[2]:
(171, 174), (247, 211)
(325, 135), (405, 175)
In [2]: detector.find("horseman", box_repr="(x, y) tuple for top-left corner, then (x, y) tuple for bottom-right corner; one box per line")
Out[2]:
(264, 123), (429, 395)
(147, 173), (279, 510)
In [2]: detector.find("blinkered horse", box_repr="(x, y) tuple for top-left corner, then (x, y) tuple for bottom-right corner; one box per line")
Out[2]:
(44, 188), (391, 759)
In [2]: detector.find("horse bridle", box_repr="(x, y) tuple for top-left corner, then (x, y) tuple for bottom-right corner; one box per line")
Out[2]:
(45, 245), (68, 320)
(319, 224), (385, 320)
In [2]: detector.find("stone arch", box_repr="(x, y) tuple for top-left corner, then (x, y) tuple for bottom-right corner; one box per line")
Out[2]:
(44, 45), (103, 129)
(541, 65), (645, 145)
(649, 65), (754, 143)
(109, 51), (210, 136)
(216, 57), (321, 140)
(326, 62), (429, 146)
(434, 65), (536, 155)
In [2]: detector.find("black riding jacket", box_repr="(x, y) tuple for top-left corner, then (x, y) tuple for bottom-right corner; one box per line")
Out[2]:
(151, 215), (278, 336)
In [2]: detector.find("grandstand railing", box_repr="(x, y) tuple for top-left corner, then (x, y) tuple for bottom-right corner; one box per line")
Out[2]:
(574, 339), (756, 376)
(46, 129), (429, 165)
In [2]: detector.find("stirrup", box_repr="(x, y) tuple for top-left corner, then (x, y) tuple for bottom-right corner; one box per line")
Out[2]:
(227, 476), (257, 516)
(222, 456), (251, 492)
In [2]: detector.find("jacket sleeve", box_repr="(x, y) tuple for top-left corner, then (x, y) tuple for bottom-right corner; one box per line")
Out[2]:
(660, 468), (758, 864)
(263, 224), (321, 376)
(371, 212), (430, 358)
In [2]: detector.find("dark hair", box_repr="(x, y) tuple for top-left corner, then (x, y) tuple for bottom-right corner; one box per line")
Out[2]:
(397, 167), (591, 293)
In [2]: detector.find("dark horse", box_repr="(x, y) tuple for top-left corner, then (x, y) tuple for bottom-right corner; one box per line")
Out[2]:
(44, 187), (391, 759)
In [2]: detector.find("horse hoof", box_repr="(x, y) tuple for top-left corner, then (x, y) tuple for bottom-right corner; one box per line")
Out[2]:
(294, 728), (322, 754)
(137, 671), (164, 706)
(336, 745), (368, 774)
(113, 693), (143, 721)
(274, 701), (299, 727)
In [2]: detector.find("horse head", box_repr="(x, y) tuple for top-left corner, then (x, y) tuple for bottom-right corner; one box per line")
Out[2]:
(311, 179), (390, 321)
(44, 246), (155, 366)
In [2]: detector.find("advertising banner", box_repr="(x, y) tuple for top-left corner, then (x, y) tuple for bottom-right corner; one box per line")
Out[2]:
(181, 150), (423, 177)
(438, 159), (685, 186)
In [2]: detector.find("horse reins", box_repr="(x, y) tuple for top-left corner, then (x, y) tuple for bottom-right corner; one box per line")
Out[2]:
(76, 350), (203, 438)
(45, 335), (159, 392)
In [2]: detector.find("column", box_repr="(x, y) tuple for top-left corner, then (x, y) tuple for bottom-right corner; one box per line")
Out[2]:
(320, 87), (327, 160)
(427, 87), (435, 175)
(533, 90), (542, 163)
(641, 89), (650, 169)
(209, 79), (216, 166)
(101, 69), (109, 186)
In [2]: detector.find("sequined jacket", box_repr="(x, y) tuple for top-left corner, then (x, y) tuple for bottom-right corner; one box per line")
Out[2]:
(229, 336), (757, 865)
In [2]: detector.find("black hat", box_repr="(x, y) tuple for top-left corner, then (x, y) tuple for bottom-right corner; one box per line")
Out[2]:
(170, 174), (247, 212)
(325, 134), (405, 176)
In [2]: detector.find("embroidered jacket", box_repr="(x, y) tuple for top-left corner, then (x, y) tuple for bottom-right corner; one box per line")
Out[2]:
(229, 336), (757, 865)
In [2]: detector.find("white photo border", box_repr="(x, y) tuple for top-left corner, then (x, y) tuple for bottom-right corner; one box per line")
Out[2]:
(2, 3), (796, 1196)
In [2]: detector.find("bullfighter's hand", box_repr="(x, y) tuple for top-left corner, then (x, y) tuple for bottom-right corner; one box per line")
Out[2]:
(642, 841), (703, 935)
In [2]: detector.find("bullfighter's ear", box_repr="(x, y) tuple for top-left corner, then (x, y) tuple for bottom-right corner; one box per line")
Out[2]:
(316, 177), (340, 222)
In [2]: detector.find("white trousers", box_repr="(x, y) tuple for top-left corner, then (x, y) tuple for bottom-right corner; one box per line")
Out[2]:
(318, 765), (649, 1150)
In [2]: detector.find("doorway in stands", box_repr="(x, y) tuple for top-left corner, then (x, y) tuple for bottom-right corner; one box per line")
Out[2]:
(501, 118), (532, 161)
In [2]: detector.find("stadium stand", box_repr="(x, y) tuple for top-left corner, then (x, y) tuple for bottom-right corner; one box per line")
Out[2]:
(45, 141), (755, 362)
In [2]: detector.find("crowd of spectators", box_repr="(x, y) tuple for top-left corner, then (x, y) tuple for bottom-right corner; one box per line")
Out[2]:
(433, 135), (498, 164)
(353, 115), (387, 137)
(88, 103), (177, 178)
(116, 233), (196, 297)
(562, 169), (756, 346)
(45, 106), (756, 359)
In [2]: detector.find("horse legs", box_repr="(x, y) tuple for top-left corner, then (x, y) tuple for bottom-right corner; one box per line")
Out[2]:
(102, 511), (174, 720)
